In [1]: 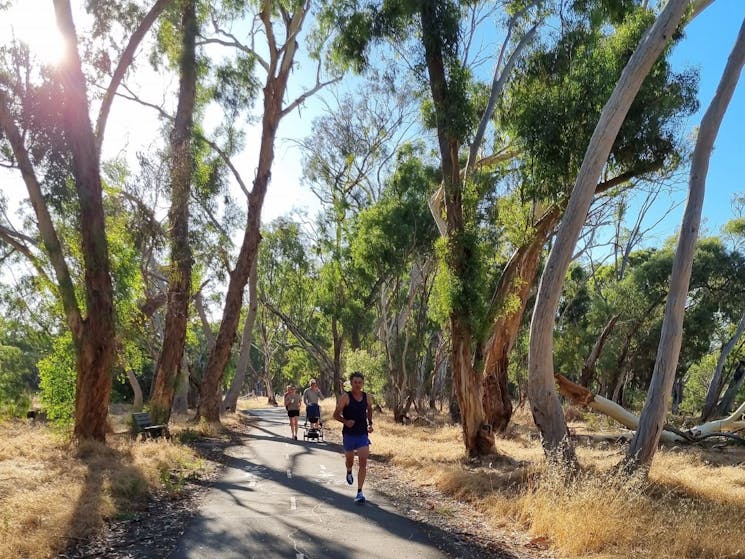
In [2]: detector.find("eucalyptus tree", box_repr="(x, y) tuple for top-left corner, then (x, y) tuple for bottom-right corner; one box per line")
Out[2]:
(527, 0), (711, 464)
(0, 0), (171, 441)
(149, 0), (198, 425)
(253, 218), (314, 400)
(626, 18), (745, 470)
(297, 83), (413, 393)
(482, 0), (697, 433)
(195, 0), (342, 424)
(325, 0), (547, 456)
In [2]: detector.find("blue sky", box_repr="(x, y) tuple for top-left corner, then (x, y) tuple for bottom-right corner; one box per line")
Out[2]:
(2, 1), (743, 248)
(628, 1), (745, 244)
(261, 2), (745, 247)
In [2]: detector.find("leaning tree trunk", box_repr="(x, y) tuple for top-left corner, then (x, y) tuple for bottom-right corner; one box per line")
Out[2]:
(197, 1), (308, 423)
(223, 260), (258, 412)
(482, 208), (560, 432)
(579, 314), (620, 388)
(701, 307), (745, 420)
(54, 1), (118, 442)
(126, 370), (144, 410)
(626, 16), (745, 470)
(150, 0), (197, 426)
(529, 0), (695, 466)
(717, 361), (745, 415)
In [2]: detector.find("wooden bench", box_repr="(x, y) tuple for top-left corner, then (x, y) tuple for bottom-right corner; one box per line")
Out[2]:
(131, 412), (170, 440)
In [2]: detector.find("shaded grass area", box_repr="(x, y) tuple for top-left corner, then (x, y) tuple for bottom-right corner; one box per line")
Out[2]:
(0, 410), (213, 559)
(318, 400), (745, 559)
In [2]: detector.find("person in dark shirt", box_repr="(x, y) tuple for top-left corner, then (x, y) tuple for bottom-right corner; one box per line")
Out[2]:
(333, 371), (374, 503)
(284, 385), (302, 440)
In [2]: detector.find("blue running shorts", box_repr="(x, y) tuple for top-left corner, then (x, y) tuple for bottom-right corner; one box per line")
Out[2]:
(342, 433), (371, 452)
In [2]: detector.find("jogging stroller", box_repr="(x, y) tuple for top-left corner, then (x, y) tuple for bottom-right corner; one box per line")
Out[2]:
(302, 403), (324, 442)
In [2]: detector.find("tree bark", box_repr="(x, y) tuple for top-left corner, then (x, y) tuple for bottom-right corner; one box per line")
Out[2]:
(626, 16), (745, 469)
(701, 308), (745, 420)
(529, 0), (693, 465)
(481, 207), (560, 432)
(223, 260), (258, 412)
(579, 314), (620, 388)
(419, 2), (494, 457)
(172, 354), (190, 415)
(150, 0), (197, 426)
(54, 0), (118, 442)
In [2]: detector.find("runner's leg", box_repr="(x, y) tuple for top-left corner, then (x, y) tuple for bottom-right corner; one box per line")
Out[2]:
(356, 445), (369, 491)
(345, 450), (354, 472)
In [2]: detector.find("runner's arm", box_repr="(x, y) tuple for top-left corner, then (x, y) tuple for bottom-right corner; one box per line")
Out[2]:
(333, 393), (352, 426)
(367, 394), (374, 432)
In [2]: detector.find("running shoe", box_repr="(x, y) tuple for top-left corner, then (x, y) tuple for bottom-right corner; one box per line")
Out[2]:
(354, 491), (366, 503)
(346, 470), (354, 485)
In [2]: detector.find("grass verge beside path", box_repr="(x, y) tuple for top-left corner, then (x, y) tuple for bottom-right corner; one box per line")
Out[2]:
(318, 399), (745, 559)
(0, 413), (212, 559)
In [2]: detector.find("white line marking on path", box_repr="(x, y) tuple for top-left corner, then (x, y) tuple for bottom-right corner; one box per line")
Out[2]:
(290, 496), (297, 510)
(287, 469), (293, 479)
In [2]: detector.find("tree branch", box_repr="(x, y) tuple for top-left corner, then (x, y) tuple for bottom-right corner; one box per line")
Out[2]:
(95, 0), (172, 155)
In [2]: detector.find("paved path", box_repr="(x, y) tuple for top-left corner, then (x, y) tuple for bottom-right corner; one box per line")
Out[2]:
(169, 408), (454, 559)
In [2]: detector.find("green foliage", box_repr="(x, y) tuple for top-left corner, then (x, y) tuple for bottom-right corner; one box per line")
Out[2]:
(501, 5), (698, 200)
(681, 353), (717, 415)
(0, 345), (30, 417)
(210, 54), (260, 117)
(344, 348), (386, 398)
(38, 334), (77, 427)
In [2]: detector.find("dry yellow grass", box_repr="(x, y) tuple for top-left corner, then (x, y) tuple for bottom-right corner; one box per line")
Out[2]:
(0, 416), (209, 559)
(351, 403), (745, 559)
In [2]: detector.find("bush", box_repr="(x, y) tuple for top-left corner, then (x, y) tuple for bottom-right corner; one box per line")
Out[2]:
(38, 334), (77, 427)
(0, 345), (31, 417)
(344, 348), (386, 398)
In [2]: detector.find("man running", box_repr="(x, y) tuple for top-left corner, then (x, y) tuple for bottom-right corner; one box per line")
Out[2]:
(284, 385), (302, 440)
(333, 371), (373, 503)
(302, 378), (324, 429)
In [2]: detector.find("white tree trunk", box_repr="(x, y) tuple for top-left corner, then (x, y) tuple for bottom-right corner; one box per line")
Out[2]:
(701, 307), (745, 420)
(627, 17), (745, 468)
(126, 369), (144, 411)
(528, 0), (695, 462)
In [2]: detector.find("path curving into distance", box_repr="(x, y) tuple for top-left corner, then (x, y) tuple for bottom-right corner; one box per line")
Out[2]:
(169, 407), (457, 559)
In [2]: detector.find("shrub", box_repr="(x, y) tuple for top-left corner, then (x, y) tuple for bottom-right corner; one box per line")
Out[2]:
(38, 334), (77, 427)
(0, 345), (31, 417)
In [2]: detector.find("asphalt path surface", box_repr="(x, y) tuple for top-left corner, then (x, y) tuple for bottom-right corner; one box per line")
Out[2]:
(169, 407), (455, 559)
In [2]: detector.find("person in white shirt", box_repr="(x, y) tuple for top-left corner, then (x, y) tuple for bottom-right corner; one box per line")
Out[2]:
(302, 379), (324, 429)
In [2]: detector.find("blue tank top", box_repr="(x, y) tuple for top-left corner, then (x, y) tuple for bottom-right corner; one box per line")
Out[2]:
(342, 391), (368, 435)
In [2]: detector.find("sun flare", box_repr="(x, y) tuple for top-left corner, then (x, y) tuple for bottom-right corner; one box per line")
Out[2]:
(4, 1), (67, 65)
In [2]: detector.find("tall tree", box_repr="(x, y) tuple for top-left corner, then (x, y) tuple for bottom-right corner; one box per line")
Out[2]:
(149, 0), (198, 425)
(528, 0), (704, 463)
(196, 0), (340, 423)
(0, 0), (169, 441)
(625, 15), (745, 470)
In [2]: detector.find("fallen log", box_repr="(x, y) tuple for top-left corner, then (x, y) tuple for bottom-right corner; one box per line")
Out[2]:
(555, 374), (684, 443)
(555, 373), (745, 444)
